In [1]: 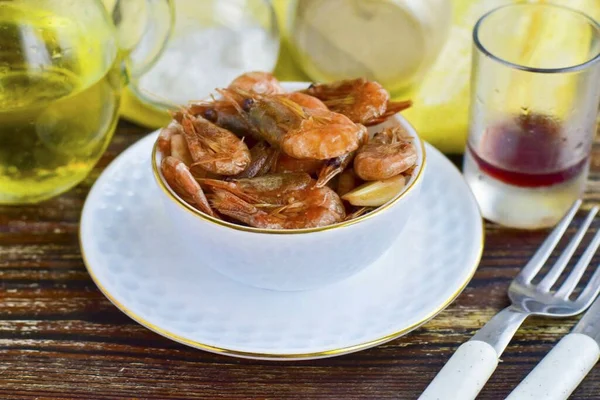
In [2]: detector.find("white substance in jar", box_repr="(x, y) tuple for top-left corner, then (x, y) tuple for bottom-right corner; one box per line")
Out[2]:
(289, 0), (451, 94)
(136, 25), (279, 106)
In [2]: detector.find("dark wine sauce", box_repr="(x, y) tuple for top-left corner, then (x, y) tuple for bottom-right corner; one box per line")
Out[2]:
(469, 113), (588, 188)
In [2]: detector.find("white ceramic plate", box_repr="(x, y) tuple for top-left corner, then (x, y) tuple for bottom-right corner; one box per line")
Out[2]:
(80, 132), (483, 360)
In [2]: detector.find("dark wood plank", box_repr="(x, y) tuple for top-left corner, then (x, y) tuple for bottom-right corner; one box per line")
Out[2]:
(1, 119), (599, 399)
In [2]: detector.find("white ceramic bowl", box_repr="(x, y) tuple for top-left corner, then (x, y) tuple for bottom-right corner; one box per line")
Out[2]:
(151, 82), (426, 291)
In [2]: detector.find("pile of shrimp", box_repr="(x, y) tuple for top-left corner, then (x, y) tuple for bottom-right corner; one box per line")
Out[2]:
(156, 71), (418, 230)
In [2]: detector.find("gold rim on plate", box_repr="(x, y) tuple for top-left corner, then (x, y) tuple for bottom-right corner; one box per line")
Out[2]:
(80, 239), (483, 360)
(79, 136), (485, 360)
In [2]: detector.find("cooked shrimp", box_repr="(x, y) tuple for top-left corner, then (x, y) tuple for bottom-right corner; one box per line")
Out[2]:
(201, 172), (313, 204)
(208, 183), (345, 229)
(157, 120), (182, 156)
(179, 112), (251, 176)
(189, 88), (325, 139)
(229, 71), (284, 95)
(281, 108), (367, 160)
(316, 126), (368, 187)
(280, 92), (328, 110)
(354, 126), (417, 181)
(219, 88), (365, 160)
(161, 156), (215, 217)
(231, 141), (277, 179)
(301, 78), (412, 125)
(275, 153), (323, 174)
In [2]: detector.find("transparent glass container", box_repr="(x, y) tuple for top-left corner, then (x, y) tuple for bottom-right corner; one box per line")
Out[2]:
(130, 0), (281, 112)
(287, 0), (451, 95)
(0, 0), (171, 204)
(399, 0), (600, 153)
(463, 3), (600, 229)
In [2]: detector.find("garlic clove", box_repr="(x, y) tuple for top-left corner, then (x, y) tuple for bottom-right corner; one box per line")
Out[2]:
(341, 174), (406, 207)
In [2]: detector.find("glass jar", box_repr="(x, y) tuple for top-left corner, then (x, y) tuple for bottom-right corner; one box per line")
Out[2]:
(463, 3), (600, 229)
(287, 0), (452, 95)
(128, 0), (281, 113)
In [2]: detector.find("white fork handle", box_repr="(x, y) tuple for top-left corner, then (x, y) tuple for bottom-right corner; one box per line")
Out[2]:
(506, 333), (600, 400)
(419, 341), (498, 400)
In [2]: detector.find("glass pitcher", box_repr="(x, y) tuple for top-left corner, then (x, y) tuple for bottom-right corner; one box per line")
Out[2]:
(0, 0), (172, 205)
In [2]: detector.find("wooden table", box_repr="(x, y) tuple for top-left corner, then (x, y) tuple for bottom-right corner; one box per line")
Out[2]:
(1, 120), (600, 400)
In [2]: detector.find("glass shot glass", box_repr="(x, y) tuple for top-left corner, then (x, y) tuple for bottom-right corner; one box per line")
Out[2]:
(463, 3), (600, 229)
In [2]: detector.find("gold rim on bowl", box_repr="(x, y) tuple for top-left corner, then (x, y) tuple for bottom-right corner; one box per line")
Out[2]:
(151, 116), (427, 235)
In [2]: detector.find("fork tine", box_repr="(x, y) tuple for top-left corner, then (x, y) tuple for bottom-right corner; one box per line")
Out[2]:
(517, 199), (582, 283)
(556, 219), (600, 298)
(575, 264), (600, 305)
(537, 206), (599, 291)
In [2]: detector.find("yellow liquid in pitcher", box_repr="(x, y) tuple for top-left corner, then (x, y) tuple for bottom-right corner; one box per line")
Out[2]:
(0, 4), (122, 204)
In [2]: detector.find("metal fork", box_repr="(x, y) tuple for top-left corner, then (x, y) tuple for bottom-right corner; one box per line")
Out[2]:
(419, 199), (600, 400)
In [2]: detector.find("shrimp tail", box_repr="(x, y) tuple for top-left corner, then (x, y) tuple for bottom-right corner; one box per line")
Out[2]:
(264, 148), (280, 175)
(161, 156), (216, 217)
(315, 123), (367, 186)
(316, 157), (344, 188)
(366, 100), (413, 126)
(231, 142), (271, 179)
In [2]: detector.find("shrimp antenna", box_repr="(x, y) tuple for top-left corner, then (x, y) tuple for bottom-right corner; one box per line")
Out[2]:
(134, 87), (184, 112)
(167, 103), (193, 124)
(276, 96), (307, 119)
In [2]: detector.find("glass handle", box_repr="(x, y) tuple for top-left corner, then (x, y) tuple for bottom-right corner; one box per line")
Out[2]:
(110, 0), (174, 78)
